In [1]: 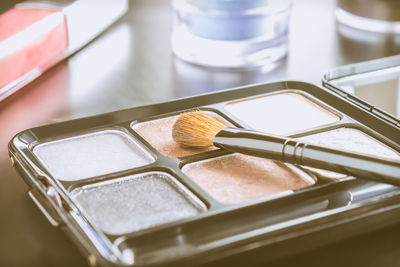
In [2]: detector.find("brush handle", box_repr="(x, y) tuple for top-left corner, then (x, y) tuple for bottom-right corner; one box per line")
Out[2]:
(214, 127), (400, 186)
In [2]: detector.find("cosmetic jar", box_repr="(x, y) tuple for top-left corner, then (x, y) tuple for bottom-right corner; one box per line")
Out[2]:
(336, 0), (400, 33)
(171, 0), (292, 68)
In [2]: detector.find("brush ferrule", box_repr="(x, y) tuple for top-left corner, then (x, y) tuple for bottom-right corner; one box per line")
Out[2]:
(214, 127), (291, 161)
(214, 127), (307, 164)
(214, 127), (400, 186)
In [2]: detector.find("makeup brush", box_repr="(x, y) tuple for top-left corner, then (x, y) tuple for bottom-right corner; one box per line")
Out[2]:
(172, 111), (400, 186)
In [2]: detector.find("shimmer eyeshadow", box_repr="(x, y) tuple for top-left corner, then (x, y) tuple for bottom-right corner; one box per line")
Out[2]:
(183, 154), (314, 205)
(71, 172), (205, 235)
(33, 129), (155, 181)
(297, 127), (400, 160)
(132, 112), (231, 158)
(224, 92), (340, 135)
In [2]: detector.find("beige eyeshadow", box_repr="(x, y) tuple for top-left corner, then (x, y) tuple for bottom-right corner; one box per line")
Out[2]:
(132, 112), (231, 158)
(224, 92), (340, 135)
(182, 154), (314, 205)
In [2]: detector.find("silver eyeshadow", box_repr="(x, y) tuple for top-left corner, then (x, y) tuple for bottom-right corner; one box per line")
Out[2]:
(71, 172), (205, 235)
(33, 129), (155, 181)
(224, 92), (340, 135)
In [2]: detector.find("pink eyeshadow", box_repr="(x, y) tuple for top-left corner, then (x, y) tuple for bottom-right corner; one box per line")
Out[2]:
(132, 113), (231, 158)
(183, 154), (314, 205)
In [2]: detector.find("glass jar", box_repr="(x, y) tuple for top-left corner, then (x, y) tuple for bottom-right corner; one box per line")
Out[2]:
(171, 0), (292, 68)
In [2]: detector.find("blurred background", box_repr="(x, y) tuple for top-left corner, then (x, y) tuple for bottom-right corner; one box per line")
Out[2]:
(0, 0), (400, 266)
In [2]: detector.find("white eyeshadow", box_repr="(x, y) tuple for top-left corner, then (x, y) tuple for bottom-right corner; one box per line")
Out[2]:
(224, 92), (339, 135)
(71, 172), (205, 235)
(297, 128), (400, 161)
(33, 130), (155, 181)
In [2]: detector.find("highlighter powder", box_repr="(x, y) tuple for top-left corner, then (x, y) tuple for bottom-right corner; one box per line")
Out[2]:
(297, 127), (400, 161)
(33, 129), (155, 181)
(71, 172), (205, 235)
(182, 154), (315, 205)
(132, 112), (231, 158)
(224, 92), (340, 135)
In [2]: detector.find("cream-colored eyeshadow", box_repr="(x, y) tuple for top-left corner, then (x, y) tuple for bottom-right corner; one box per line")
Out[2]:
(224, 92), (339, 135)
(297, 127), (400, 161)
(296, 127), (400, 180)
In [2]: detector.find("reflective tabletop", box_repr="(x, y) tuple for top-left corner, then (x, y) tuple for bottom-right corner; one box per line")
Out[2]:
(1, 0), (400, 266)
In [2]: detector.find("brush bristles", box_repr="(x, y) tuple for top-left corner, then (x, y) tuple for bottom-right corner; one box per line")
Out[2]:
(172, 111), (227, 148)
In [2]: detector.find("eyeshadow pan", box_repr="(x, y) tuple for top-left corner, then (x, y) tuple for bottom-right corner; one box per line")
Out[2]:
(183, 154), (314, 205)
(33, 129), (155, 181)
(71, 172), (205, 235)
(298, 127), (400, 160)
(224, 92), (340, 135)
(132, 112), (231, 157)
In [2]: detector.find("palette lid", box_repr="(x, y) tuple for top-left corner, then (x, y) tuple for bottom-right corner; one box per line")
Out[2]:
(322, 55), (400, 129)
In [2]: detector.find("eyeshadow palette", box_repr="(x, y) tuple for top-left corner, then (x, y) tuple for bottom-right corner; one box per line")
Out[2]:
(9, 81), (400, 267)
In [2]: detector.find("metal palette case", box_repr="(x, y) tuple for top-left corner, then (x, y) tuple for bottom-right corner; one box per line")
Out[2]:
(8, 81), (400, 267)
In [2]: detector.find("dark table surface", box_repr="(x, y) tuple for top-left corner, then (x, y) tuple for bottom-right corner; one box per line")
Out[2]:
(1, 0), (400, 266)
